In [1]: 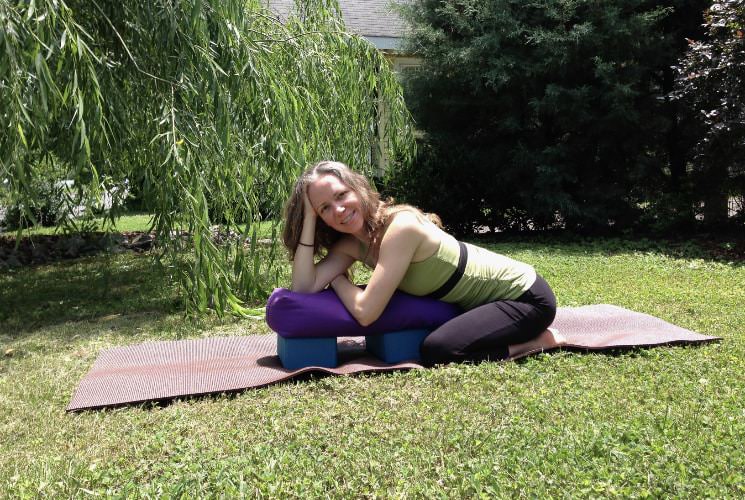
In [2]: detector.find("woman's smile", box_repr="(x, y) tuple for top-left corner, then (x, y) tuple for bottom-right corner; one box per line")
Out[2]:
(307, 174), (365, 236)
(340, 209), (355, 224)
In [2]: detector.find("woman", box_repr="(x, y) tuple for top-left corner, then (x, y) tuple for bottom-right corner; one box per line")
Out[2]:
(282, 160), (564, 365)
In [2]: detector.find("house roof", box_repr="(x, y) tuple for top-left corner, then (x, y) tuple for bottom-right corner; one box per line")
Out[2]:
(264, 1), (409, 51)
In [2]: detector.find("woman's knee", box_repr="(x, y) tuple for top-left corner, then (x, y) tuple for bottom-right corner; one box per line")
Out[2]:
(420, 335), (457, 367)
(543, 302), (557, 327)
(530, 274), (557, 328)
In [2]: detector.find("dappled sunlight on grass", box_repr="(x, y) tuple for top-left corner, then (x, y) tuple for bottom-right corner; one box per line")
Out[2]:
(0, 253), (180, 337)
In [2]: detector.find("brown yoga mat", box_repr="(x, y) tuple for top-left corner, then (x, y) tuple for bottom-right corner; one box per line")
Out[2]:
(67, 305), (720, 411)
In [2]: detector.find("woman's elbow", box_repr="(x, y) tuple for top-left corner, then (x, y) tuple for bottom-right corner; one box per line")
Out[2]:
(291, 284), (323, 294)
(290, 280), (316, 293)
(290, 276), (322, 293)
(356, 316), (374, 327)
(355, 307), (381, 327)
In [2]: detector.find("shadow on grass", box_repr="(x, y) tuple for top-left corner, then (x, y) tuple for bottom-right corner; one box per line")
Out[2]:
(468, 232), (745, 265)
(0, 252), (182, 337)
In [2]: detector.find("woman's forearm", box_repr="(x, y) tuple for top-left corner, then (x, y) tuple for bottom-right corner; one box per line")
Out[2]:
(330, 275), (379, 326)
(290, 213), (318, 292)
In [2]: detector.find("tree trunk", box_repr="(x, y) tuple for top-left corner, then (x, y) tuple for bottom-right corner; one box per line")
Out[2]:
(663, 67), (687, 189)
(702, 160), (730, 227)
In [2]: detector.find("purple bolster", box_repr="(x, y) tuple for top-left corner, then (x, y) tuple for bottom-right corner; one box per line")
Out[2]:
(266, 288), (462, 338)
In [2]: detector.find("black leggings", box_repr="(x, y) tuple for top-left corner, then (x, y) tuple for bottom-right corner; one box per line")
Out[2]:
(420, 274), (557, 366)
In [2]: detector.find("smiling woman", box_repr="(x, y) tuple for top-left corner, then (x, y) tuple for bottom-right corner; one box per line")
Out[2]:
(281, 161), (565, 366)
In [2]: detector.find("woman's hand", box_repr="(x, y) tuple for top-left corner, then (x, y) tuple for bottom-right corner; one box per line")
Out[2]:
(303, 187), (316, 220)
(291, 186), (357, 293)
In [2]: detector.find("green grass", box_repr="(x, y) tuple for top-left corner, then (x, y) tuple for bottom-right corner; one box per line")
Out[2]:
(13, 213), (155, 236)
(1, 238), (743, 497)
(13, 214), (277, 238)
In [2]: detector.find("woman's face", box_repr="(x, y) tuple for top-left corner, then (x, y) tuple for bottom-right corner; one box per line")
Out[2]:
(307, 174), (365, 236)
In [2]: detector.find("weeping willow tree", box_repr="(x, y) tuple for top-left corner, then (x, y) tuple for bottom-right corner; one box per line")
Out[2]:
(0, 0), (414, 313)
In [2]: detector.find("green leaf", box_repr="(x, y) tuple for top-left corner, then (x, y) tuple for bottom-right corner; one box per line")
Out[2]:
(17, 124), (28, 147)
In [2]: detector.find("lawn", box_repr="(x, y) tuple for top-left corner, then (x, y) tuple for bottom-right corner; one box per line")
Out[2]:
(9, 213), (156, 236)
(1, 232), (743, 497)
(10, 213), (278, 237)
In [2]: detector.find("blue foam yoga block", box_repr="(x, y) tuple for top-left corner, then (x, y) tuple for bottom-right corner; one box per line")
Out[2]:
(365, 329), (431, 363)
(277, 335), (337, 370)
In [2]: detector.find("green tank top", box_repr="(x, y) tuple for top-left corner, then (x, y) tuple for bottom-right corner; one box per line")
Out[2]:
(396, 235), (536, 310)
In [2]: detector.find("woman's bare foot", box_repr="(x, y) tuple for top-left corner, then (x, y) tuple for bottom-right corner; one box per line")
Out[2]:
(507, 328), (566, 359)
(546, 327), (566, 346)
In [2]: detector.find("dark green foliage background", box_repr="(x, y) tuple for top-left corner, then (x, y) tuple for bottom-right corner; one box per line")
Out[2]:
(671, 0), (745, 227)
(389, 0), (728, 234)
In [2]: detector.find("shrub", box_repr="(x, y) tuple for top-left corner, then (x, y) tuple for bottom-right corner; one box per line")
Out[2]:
(1, 160), (75, 230)
(670, 0), (745, 228)
(394, 0), (709, 233)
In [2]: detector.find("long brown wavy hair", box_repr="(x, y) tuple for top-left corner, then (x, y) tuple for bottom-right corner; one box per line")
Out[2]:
(282, 161), (441, 260)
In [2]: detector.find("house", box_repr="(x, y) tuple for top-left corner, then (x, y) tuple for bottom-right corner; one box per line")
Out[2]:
(264, 1), (419, 172)
(264, 0), (420, 73)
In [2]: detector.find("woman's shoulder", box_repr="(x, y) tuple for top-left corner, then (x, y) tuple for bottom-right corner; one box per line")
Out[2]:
(382, 210), (430, 240)
(388, 207), (423, 224)
(385, 205), (431, 227)
(383, 208), (444, 249)
(382, 208), (443, 262)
